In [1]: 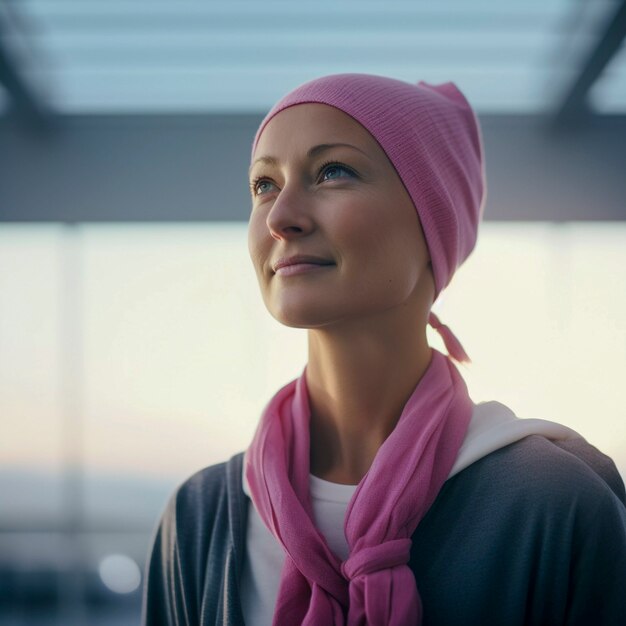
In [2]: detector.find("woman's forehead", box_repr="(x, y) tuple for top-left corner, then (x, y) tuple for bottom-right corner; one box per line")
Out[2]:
(252, 102), (378, 161)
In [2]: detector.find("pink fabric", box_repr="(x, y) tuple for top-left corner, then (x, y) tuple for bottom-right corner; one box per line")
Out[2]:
(244, 348), (474, 625)
(428, 310), (471, 364)
(250, 73), (486, 364)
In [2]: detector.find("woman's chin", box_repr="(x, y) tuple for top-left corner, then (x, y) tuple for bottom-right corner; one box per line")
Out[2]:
(267, 302), (345, 330)
(269, 310), (327, 329)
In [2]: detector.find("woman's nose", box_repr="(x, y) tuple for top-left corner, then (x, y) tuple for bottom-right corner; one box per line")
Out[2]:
(265, 183), (315, 241)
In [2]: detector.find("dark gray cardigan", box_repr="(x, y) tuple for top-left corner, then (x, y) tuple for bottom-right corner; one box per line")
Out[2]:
(142, 435), (626, 625)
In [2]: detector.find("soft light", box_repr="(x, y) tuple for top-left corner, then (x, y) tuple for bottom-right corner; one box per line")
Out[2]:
(98, 553), (141, 594)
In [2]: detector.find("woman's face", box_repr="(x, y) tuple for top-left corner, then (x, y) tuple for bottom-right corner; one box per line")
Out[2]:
(247, 102), (434, 329)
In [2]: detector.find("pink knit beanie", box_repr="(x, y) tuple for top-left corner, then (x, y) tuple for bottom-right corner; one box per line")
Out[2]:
(251, 73), (487, 364)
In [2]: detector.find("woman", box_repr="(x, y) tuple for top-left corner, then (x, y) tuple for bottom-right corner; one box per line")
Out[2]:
(142, 74), (626, 625)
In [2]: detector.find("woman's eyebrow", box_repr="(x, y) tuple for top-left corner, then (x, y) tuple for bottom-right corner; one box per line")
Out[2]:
(248, 142), (371, 176)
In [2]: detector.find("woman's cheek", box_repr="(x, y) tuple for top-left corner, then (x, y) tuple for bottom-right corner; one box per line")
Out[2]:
(247, 218), (267, 267)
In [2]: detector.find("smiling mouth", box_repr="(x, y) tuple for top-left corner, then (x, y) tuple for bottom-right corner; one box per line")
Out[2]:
(274, 262), (335, 277)
(272, 254), (335, 276)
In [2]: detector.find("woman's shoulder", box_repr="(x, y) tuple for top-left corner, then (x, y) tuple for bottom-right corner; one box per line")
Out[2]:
(414, 435), (626, 623)
(503, 435), (621, 495)
(142, 453), (247, 625)
(550, 435), (626, 502)
(170, 452), (244, 509)
(452, 433), (626, 511)
(156, 452), (245, 538)
(460, 401), (625, 505)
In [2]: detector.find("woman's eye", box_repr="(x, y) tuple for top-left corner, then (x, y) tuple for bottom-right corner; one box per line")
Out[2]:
(320, 163), (353, 181)
(252, 179), (275, 196)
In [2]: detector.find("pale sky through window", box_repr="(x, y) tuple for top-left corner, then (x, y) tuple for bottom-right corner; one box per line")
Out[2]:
(0, 222), (624, 485)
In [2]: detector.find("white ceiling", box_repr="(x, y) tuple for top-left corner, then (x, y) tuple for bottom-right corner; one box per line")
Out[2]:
(3, 0), (625, 114)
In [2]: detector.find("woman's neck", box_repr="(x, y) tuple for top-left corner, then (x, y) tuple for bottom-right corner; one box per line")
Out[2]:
(306, 318), (433, 485)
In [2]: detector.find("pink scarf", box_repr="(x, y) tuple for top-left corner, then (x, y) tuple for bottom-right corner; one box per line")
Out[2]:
(244, 348), (473, 625)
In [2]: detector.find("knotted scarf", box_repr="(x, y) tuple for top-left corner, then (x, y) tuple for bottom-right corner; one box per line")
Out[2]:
(244, 348), (474, 625)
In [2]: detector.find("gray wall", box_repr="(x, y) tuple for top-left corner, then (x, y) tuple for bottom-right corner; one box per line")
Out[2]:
(1, 113), (625, 222)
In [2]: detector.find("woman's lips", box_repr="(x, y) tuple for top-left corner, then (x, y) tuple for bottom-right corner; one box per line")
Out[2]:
(272, 254), (335, 276)
(274, 262), (335, 276)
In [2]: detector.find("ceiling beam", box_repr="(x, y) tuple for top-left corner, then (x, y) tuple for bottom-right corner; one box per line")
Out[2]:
(553, 0), (626, 127)
(0, 4), (54, 131)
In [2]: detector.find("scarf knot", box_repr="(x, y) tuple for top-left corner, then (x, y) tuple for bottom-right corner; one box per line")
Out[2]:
(341, 538), (411, 579)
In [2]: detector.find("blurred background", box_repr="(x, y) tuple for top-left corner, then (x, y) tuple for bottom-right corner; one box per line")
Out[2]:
(0, 0), (625, 624)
